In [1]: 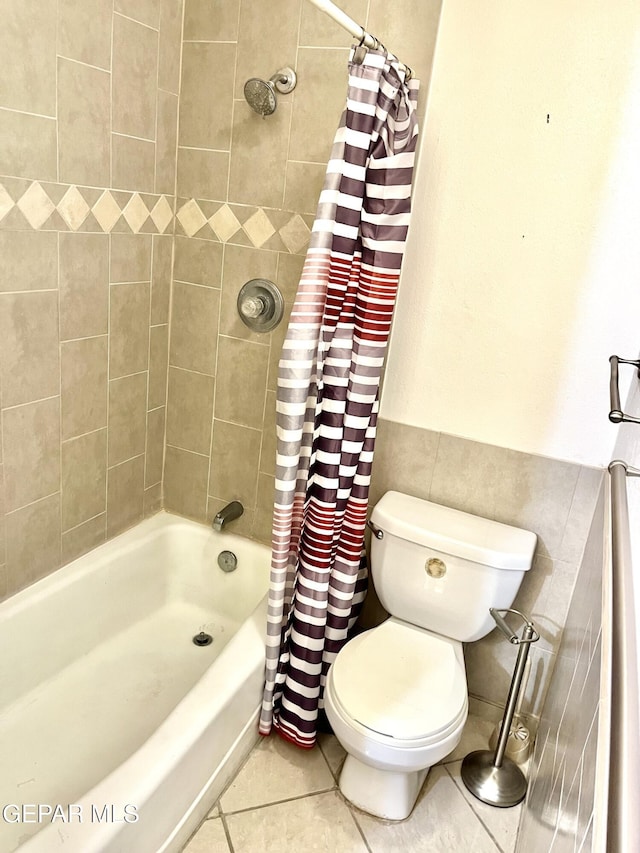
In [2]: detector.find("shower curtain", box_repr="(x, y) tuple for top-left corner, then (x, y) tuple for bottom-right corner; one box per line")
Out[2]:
(259, 46), (420, 748)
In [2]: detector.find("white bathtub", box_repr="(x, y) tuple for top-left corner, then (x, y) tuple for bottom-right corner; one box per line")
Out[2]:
(0, 512), (270, 853)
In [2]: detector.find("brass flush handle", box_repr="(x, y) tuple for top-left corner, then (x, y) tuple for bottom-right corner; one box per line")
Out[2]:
(426, 557), (446, 578)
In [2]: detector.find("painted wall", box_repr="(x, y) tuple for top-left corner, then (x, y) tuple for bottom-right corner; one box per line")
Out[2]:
(382, 0), (640, 467)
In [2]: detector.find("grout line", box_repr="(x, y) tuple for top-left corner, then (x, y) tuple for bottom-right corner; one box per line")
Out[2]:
(60, 332), (109, 344)
(345, 806), (374, 853)
(443, 763), (509, 853)
(167, 364), (215, 380)
(220, 814), (236, 853)
(5, 490), (61, 518)
(107, 451), (145, 471)
(113, 10), (159, 33)
(112, 130), (156, 144)
(1, 394), (60, 413)
(221, 786), (338, 818)
(0, 105), (57, 121)
(62, 510), (107, 536)
(164, 442), (210, 460)
(57, 228), (63, 562)
(56, 55), (111, 75)
(62, 425), (108, 445)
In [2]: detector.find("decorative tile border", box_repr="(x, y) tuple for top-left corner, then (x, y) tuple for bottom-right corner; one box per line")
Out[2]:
(0, 176), (315, 255)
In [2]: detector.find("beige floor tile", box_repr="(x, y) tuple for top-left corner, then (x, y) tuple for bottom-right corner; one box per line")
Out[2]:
(353, 765), (500, 852)
(439, 713), (496, 764)
(183, 816), (230, 853)
(317, 732), (347, 779)
(446, 760), (522, 853)
(220, 734), (334, 813)
(225, 791), (368, 853)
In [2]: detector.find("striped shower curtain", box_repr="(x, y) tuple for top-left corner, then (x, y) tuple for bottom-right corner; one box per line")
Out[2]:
(259, 47), (420, 748)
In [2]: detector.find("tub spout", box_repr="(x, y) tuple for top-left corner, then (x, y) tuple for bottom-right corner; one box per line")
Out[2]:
(212, 501), (244, 532)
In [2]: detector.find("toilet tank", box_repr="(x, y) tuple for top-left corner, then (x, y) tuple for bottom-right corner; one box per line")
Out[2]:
(370, 492), (537, 642)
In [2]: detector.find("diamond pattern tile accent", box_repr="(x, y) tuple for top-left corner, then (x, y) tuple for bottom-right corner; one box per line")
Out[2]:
(279, 214), (311, 254)
(122, 193), (150, 233)
(17, 182), (56, 229)
(243, 208), (276, 248)
(92, 191), (122, 232)
(209, 204), (241, 242)
(1, 178), (313, 251)
(176, 199), (207, 238)
(0, 184), (15, 222)
(150, 196), (173, 234)
(57, 186), (91, 231)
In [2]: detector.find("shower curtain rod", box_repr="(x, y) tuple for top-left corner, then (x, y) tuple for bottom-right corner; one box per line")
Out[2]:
(306, 0), (412, 77)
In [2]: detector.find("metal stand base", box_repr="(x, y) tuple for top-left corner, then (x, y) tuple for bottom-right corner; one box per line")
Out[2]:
(460, 750), (527, 807)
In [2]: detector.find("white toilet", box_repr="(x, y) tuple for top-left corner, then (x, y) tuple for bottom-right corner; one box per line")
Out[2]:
(324, 490), (537, 821)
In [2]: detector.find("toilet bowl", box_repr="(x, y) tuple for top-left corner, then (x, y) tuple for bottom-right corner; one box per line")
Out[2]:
(324, 618), (468, 820)
(324, 491), (537, 820)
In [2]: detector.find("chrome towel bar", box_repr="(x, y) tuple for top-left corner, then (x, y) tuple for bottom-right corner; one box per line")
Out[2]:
(608, 355), (640, 424)
(606, 460), (640, 852)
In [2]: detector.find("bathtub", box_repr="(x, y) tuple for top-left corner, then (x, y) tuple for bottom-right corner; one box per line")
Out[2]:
(0, 512), (270, 853)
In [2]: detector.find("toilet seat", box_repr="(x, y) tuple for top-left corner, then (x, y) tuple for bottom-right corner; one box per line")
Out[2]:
(329, 619), (467, 744)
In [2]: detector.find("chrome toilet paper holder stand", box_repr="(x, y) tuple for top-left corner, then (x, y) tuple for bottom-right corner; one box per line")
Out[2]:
(461, 607), (540, 808)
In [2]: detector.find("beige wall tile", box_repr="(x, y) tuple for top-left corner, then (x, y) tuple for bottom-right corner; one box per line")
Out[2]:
(177, 147), (230, 201)
(184, 0), (239, 41)
(215, 336), (268, 429)
(0, 110), (57, 181)
(228, 101), (291, 208)
(156, 90), (179, 195)
(0, 291), (60, 408)
(234, 0), (300, 100)
(299, 0), (367, 47)
(370, 419), (440, 508)
(61, 336), (108, 440)
(151, 235), (173, 324)
(275, 252), (304, 302)
(0, 231), (58, 293)
(174, 236), (223, 286)
(62, 513), (107, 565)
(220, 244), (278, 342)
(0, 0), (57, 115)
(112, 134), (156, 193)
(289, 48), (348, 164)
(58, 59), (111, 187)
(6, 494), (61, 594)
(145, 406), (166, 486)
(59, 233), (109, 340)
(169, 282), (219, 374)
(109, 282), (151, 379)
(429, 433), (580, 559)
(284, 161), (326, 216)
(209, 419), (261, 508)
(180, 43), (235, 150)
(158, 0), (184, 95)
(111, 233), (152, 283)
(166, 367), (214, 454)
(252, 472), (274, 545)
(149, 324), (169, 409)
(61, 429), (107, 530)
(113, 14), (159, 139)
(115, 0), (160, 28)
(58, 0), (112, 69)
(0, 464), (5, 569)
(260, 390), (276, 477)
(108, 373), (148, 465)
(367, 0), (443, 87)
(107, 455), (145, 536)
(164, 445), (208, 521)
(144, 483), (162, 517)
(3, 398), (60, 512)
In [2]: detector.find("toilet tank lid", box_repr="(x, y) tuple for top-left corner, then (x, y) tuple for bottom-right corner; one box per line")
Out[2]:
(371, 492), (537, 571)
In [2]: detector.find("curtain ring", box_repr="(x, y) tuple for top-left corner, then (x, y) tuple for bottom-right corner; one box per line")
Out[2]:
(405, 65), (413, 81)
(357, 28), (367, 47)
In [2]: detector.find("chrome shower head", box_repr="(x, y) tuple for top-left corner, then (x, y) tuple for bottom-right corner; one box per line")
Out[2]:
(243, 66), (297, 116)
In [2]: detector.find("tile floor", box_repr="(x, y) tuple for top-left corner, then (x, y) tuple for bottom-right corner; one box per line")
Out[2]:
(181, 715), (523, 853)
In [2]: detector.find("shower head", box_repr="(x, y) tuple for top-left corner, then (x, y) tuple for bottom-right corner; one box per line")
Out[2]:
(244, 67), (297, 116)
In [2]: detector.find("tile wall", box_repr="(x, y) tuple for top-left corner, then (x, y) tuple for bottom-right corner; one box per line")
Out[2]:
(366, 419), (604, 725)
(515, 485), (604, 851)
(0, 0), (184, 600)
(162, 0), (444, 539)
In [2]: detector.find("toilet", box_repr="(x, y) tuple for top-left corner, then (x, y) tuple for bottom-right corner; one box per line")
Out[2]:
(324, 491), (537, 821)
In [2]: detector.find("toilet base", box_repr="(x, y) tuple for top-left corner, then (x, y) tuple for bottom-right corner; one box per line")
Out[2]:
(338, 754), (430, 821)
